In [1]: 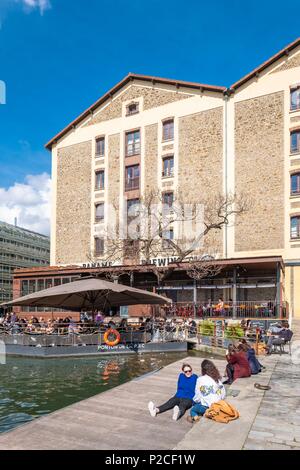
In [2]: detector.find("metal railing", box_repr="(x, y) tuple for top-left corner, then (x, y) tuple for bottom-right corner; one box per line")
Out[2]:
(125, 177), (140, 191)
(0, 321), (191, 347)
(158, 300), (288, 319)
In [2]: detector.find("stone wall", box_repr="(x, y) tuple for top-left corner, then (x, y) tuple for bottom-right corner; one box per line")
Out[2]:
(106, 134), (121, 257)
(235, 92), (284, 252)
(178, 107), (224, 253)
(108, 134), (120, 205)
(85, 85), (191, 126)
(272, 53), (300, 73)
(56, 141), (92, 264)
(144, 124), (158, 194)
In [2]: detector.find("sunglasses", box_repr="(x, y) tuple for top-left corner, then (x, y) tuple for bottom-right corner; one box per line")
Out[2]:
(183, 369), (192, 373)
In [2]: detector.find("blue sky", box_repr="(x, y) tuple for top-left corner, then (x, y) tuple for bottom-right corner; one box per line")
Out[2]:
(0, 0), (300, 233)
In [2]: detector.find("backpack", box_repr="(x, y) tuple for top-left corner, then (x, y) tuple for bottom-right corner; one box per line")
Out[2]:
(204, 400), (239, 423)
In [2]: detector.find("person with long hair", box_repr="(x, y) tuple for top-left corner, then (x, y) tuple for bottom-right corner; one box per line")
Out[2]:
(148, 363), (198, 421)
(187, 359), (226, 423)
(224, 343), (251, 384)
(239, 338), (263, 374)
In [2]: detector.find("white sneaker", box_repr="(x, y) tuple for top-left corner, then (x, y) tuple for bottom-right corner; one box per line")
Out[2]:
(148, 401), (157, 417)
(172, 405), (180, 421)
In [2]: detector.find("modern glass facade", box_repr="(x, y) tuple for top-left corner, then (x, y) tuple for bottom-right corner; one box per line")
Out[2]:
(0, 221), (50, 306)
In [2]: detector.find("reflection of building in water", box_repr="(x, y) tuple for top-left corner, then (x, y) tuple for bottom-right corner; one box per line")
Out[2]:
(102, 362), (120, 382)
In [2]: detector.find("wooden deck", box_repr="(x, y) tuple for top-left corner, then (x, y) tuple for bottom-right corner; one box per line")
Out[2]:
(0, 355), (276, 450)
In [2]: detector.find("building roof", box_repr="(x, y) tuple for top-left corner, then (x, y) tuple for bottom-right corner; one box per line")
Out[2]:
(45, 38), (300, 150)
(0, 220), (50, 242)
(45, 73), (226, 150)
(12, 255), (284, 278)
(230, 37), (300, 91)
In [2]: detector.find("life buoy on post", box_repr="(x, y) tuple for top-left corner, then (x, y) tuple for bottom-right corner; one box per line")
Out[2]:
(104, 328), (121, 346)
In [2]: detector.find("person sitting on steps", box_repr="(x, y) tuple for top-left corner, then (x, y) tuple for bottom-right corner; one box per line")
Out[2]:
(224, 343), (251, 385)
(148, 363), (198, 421)
(187, 359), (226, 423)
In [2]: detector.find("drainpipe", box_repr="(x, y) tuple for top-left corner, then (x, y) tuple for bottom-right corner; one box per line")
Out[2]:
(224, 91), (229, 259)
(276, 262), (281, 318)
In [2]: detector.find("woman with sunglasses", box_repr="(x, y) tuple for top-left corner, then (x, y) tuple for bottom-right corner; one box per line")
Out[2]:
(187, 359), (226, 423)
(148, 363), (197, 421)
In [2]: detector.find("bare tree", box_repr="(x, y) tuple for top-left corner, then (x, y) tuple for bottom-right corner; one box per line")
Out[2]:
(88, 189), (249, 283)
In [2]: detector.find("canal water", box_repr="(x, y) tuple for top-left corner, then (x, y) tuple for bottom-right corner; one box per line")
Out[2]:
(0, 352), (188, 433)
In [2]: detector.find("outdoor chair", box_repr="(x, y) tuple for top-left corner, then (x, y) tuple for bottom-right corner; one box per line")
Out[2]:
(281, 330), (293, 355)
(271, 330), (293, 355)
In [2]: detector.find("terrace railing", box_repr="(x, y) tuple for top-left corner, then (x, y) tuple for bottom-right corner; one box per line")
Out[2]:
(0, 322), (191, 347)
(160, 300), (288, 319)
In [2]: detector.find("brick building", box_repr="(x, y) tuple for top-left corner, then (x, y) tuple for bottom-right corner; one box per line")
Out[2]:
(12, 38), (300, 319)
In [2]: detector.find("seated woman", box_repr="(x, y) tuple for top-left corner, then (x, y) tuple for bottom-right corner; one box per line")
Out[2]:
(188, 359), (226, 423)
(224, 343), (251, 384)
(148, 363), (198, 421)
(239, 339), (263, 374)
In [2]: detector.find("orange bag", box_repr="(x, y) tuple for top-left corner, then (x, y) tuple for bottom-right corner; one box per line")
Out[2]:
(204, 400), (239, 423)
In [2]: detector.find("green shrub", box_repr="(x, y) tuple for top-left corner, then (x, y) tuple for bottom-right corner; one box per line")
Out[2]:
(199, 320), (215, 336)
(224, 325), (244, 339)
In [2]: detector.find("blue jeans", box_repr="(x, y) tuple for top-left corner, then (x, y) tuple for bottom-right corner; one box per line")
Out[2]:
(190, 403), (209, 417)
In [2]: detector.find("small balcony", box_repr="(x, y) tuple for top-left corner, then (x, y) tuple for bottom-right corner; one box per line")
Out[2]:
(126, 143), (141, 157)
(125, 177), (140, 191)
(162, 168), (174, 178)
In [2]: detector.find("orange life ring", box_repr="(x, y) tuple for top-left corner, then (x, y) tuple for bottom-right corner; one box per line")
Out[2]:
(103, 328), (121, 346)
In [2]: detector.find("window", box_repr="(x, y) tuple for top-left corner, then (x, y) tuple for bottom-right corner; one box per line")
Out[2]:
(162, 228), (174, 249)
(290, 130), (300, 154)
(95, 203), (104, 222)
(126, 130), (140, 156)
(291, 173), (300, 195)
(95, 137), (105, 157)
(127, 198), (140, 219)
(291, 86), (300, 111)
(95, 237), (104, 255)
(125, 165), (140, 190)
(126, 102), (139, 116)
(162, 156), (174, 177)
(163, 192), (174, 207)
(163, 119), (174, 141)
(95, 170), (105, 190)
(291, 216), (300, 239)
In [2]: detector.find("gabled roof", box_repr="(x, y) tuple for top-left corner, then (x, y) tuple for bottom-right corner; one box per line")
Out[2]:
(230, 37), (300, 91)
(45, 38), (300, 150)
(45, 73), (226, 150)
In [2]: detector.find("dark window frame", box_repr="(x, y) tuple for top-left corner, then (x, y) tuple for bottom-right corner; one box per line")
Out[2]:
(95, 202), (105, 222)
(290, 130), (300, 154)
(162, 119), (174, 141)
(162, 155), (174, 177)
(126, 102), (139, 116)
(290, 86), (300, 111)
(291, 173), (300, 195)
(95, 238), (104, 256)
(291, 215), (300, 239)
(95, 137), (105, 157)
(95, 170), (105, 190)
(125, 164), (140, 191)
(125, 129), (141, 157)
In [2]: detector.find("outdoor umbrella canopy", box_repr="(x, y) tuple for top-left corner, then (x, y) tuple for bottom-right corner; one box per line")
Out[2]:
(1, 277), (171, 310)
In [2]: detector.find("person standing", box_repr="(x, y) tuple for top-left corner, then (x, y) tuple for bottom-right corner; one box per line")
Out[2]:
(148, 363), (198, 421)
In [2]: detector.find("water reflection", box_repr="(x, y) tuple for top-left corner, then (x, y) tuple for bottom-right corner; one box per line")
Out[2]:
(0, 352), (186, 433)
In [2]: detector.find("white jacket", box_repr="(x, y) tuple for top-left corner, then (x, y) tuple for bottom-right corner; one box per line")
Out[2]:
(193, 374), (226, 407)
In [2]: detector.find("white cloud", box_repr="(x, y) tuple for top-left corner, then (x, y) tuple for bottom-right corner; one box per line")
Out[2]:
(0, 172), (51, 235)
(19, 0), (51, 15)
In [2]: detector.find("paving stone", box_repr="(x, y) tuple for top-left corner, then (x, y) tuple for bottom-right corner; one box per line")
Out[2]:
(248, 430), (274, 439)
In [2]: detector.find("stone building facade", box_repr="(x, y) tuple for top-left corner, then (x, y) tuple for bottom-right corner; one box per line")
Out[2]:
(43, 39), (300, 318)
